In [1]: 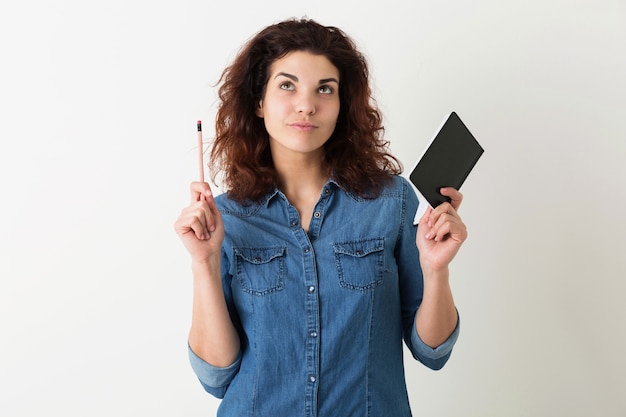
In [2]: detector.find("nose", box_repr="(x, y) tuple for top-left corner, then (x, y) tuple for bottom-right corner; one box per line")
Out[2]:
(295, 93), (316, 115)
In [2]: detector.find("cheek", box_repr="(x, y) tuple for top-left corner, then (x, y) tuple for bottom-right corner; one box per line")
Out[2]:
(329, 98), (340, 117)
(328, 104), (340, 125)
(262, 99), (289, 118)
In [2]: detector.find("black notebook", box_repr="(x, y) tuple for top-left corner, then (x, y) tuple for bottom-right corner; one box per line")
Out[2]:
(409, 112), (484, 217)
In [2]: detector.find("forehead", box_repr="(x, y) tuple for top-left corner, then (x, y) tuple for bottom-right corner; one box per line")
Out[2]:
(269, 51), (339, 79)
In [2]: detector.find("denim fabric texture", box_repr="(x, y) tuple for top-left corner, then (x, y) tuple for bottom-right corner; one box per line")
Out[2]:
(189, 175), (460, 416)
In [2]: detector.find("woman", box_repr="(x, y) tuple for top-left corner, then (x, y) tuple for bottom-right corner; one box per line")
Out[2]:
(174, 18), (467, 416)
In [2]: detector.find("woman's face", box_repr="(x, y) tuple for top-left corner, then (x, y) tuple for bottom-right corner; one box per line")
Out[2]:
(257, 51), (340, 162)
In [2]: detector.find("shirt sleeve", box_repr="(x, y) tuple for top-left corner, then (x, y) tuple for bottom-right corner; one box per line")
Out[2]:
(188, 343), (242, 399)
(406, 309), (460, 370)
(396, 176), (461, 370)
(187, 242), (243, 399)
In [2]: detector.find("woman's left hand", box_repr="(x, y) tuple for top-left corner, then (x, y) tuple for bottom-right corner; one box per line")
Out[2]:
(416, 187), (468, 272)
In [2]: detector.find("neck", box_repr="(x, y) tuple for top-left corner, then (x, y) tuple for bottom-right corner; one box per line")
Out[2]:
(273, 154), (328, 204)
(274, 159), (328, 233)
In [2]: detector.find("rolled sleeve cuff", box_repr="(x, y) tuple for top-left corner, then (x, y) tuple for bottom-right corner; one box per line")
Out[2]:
(410, 311), (460, 365)
(188, 343), (241, 394)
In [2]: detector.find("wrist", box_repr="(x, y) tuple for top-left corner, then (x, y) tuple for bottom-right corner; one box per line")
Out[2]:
(191, 256), (221, 279)
(420, 264), (450, 289)
(419, 257), (449, 277)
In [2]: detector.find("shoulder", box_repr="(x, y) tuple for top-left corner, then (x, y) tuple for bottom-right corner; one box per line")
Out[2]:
(215, 192), (260, 217)
(379, 175), (416, 200)
(338, 175), (418, 216)
(378, 175), (420, 220)
(214, 189), (279, 219)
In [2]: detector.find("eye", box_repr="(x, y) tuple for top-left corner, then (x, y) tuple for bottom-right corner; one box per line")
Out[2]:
(279, 81), (295, 91)
(318, 85), (334, 94)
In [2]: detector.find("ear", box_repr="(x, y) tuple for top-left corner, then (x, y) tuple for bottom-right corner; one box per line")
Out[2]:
(255, 100), (264, 118)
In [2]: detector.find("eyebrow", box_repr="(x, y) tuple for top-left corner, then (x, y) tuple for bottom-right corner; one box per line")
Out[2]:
(274, 72), (339, 85)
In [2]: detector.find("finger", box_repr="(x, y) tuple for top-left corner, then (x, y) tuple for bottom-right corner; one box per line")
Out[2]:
(176, 202), (211, 240)
(440, 187), (463, 211)
(189, 181), (213, 203)
(431, 213), (467, 242)
(428, 211), (452, 241)
(418, 205), (432, 227)
(203, 193), (221, 233)
(417, 206), (433, 239)
(428, 201), (457, 228)
(188, 214), (211, 240)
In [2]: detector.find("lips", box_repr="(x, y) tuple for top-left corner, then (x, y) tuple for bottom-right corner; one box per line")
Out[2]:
(289, 121), (317, 130)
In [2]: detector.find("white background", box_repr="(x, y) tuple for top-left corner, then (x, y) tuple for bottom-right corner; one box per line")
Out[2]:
(1, 1), (625, 416)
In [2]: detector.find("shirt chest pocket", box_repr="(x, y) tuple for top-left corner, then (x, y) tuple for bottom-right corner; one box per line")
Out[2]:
(332, 237), (385, 291)
(234, 246), (286, 296)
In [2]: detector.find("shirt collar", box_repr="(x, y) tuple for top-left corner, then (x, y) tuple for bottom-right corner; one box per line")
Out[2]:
(262, 178), (341, 208)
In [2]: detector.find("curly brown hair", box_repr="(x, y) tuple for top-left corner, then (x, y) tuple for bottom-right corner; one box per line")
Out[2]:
(209, 18), (402, 203)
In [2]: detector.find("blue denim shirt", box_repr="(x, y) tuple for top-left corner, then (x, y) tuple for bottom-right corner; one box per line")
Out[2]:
(189, 175), (460, 416)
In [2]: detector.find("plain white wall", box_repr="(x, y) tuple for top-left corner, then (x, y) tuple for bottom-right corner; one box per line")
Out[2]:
(1, 0), (625, 416)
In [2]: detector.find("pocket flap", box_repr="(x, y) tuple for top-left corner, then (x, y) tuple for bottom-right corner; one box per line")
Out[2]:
(332, 238), (384, 257)
(234, 246), (286, 264)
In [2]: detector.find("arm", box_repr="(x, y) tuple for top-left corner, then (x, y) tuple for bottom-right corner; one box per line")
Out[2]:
(174, 182), (240, 367)
(415, 187), (466, 347)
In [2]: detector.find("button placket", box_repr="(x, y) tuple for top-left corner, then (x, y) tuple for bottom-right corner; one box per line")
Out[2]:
(292, 222), (319, 414)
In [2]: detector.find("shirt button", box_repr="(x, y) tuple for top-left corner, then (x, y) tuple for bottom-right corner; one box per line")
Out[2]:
(309, 331), (318, 338)
(324, 188), (330, 194)
(291, 220), (299, 227)
(309, 375), (317, 383)
(308, 286), (316, 293)
(304, 246), (310, 253)
(313, 211), (321, 218)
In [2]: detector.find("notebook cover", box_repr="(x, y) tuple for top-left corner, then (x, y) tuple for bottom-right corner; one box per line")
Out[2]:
(409, 112), (484, 209)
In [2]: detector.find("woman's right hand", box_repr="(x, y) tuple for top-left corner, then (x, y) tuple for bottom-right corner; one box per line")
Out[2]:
(176, 182), (240, 366)
(174, 182), (224, 264)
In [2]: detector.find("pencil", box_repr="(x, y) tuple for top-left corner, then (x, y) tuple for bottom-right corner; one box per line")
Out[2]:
(197, 120), (204, 183)
(197, 120), (206, 201)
